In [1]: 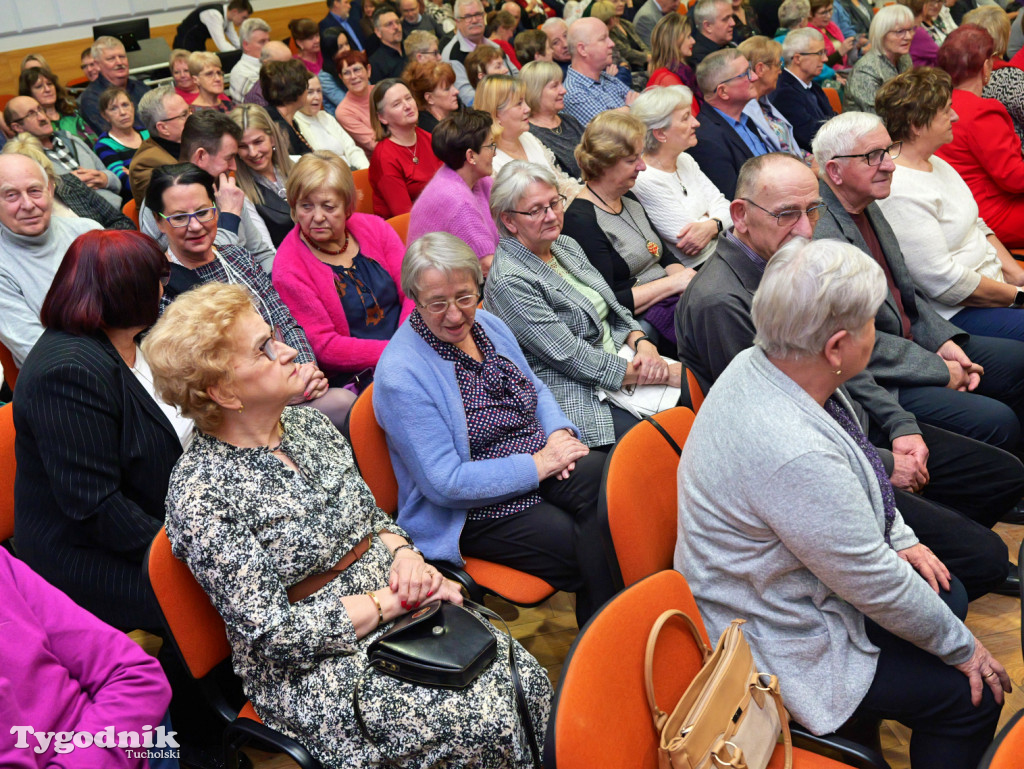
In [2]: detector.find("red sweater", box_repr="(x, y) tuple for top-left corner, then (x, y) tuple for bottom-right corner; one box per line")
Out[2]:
(368, 127), (442, 218)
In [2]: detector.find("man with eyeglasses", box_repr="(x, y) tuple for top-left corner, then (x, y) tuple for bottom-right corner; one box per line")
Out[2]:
(442, 0), (519, 106)
(770, 27), (837, 149)
(131, 86), (192, 207)
(77, 37), (151, 135)
(675, 152), (1022, 601)
(369, 7), (411, 82)
(686, 49), (772, 199)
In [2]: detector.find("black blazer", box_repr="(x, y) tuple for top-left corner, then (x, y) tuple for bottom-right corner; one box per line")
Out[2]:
(13, 330), (183, 630)
(768, 69), (837, 152)
(685, 104), (766, 199)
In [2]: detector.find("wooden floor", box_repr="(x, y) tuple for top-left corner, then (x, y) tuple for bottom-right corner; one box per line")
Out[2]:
(240, 523), (1024, 769)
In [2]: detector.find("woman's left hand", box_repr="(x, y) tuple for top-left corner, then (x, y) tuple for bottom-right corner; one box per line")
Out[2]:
(632, 341), (669, 385)
(390, 549), (446, 609)
(898, 543), (951, 593)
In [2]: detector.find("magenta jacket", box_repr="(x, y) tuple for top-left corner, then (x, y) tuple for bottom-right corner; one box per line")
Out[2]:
(272, 213), (415, 376)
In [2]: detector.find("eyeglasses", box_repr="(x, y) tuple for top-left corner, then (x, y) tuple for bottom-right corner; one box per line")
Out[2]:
(482, 141), (498, 153)
(341, 65), (366, 77)
(888, 26), (915, 37)
(419, 293), (479, 315)
(10, 107), (43, 124)
(458, 11), (485, 20)
(508, 194), (567, 220)
(742, 198), (828, 226)
(159, 205), (218, 228)
(831, 141), (902, 166)
(159, 108), (191, 123)
(424, 49), (441, 56)
(259, 326), (287, 361)
(798, 49), (828, 58)
(716, 66), (753, 88)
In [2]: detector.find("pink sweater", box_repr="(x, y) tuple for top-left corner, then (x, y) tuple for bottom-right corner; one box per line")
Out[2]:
(272, 213), (415, 376)
(408, 165), (498, 261)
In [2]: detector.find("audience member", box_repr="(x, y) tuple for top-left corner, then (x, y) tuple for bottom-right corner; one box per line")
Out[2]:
(187, 52), (234, 113)
(734, 35), (808, 162)
(173, 0), (252, 51)
(522, 60), (585, 177)
(686, 49), (771, 199)
(170, 48), (201, 103)
(426, 0), (458, 35)
(410, 110), (500, 273)
(443, 0), (518, 106)
(19, 67), (97, 146)
(319, 28), (354, 114)
(230, 17), (272, 102)
(543, 17), (572, 75)
(899, 0), (941, 66)
(78, 37), (152, 134)
(837, 0), (873, 40)
(731, 0), (761, 42)
(262, 58), (316, 154)
(400, 0), (448, 39)
(20, 53), (49, 72)
(405, 29), (443, 64)
(966, 7), (1024, 146)
(466, 43), (512, 87)
(13, 229), (184, 630)
(130, 86), (189, 206)
(229, 105), (296, 247)
(808, 0), (855, 67)
(690, 0), (737, 67)
(94, 86), (149, 201)
(321, 0), (368, 52)
(243, 40), (293, 108)
(404, 59), (461, 132)
(376, 231), (617, 626)
(488, 10), (523, 69)
(274, 152), (413, 384)
(562, 17), (637, 126)
(633, 0), (679, 47)
(770, 28), (837, 150)
(336, 51), (378, 153)
(368, 78), (443, 217)
(923, 0), (956, 45)
(647, 14), (702, 107)
(80, 47), (100, 82)
(293, 76), (370, 167)
(773, 0), (845, 86)
(845, 4), (914, 112)
(632, 85), (731, 269)
(516, 28), (552, 63)
(291, 17), (326, 75)
(370, 6), (409, 81)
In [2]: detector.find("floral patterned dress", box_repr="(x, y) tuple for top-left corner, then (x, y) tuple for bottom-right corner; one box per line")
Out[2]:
(165, 406), (552, 768)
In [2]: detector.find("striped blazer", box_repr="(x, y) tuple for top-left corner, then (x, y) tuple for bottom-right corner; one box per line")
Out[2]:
(483, 235), (641, 447)
(13, 329), (182, 631)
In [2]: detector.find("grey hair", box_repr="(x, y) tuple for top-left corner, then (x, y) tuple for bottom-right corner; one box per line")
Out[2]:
(138, 85), (177, 132)
(520, 60), (564, 113)
(91, 35), (125, 60)
(454, 0), (484, 18)
(405, 30), (439, 56)
(240, 17), (271, 44)
(868, 4), (913, 51)
(401, 232), (483, 302)
(490, 160), (559, 238)
(782, 27), (823, 64)
(541, 17), (568, 33)
(752, 238), (887, 359)
(812, 111), (883, 172)
(630, 85), (693, 155)
(777, 0), (810, 29)
(692, 0), (730, 29)
(695, 48), (744, 94)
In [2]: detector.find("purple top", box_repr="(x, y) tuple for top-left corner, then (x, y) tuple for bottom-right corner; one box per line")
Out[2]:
(910, 25), (939, 68)
(408, 164), (499, 261)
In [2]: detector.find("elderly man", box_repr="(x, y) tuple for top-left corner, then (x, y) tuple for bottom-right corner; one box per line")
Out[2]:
(634, 0), (680, 46)
(243, 41), (293, 107)
(4, 96), (122, 209)
(675, 152), (1021, 599)
(405, 30), (443, 62)
(399, 0), (447, 40)
(542, 17), (571, 74)
(229, 17), (271, 102)
(562, 17), (637, 126)
(442, 0), (518, 105)
(321, 0), (367, 50)
(770, 27), (837, 150)
(370, 7), (410, 82)
(0, 154), (101, 367)
(78, 37), (152, 134)
(686, 49), (771, 198)
(813, 112), (1024, 452)
(173, 0), (253, 51)
(691, 0), (737, 66)
(130, 87), (190, 206)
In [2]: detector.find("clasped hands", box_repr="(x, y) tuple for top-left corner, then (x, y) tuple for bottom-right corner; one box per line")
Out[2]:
(287, 362), (329, 405)
(389, 548), (463, 611)
(629, 340), (683, 387)
(938, 340), (983, 392)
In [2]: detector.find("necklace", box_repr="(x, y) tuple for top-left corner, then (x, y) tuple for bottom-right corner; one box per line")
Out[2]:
(304, 229), (350, 256)
(395, 133), (419, 164)
(586, 184), (660, 258)
(642, 153), (687, 196)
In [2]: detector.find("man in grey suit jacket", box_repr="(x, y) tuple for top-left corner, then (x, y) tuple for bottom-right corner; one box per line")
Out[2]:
(675, 152), (1020, 598)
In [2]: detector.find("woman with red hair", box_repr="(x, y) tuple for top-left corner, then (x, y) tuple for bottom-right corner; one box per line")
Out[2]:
(936, 24), (1024, 248)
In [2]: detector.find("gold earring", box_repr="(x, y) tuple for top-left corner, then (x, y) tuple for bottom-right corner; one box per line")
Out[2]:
(834, 369), (842, 376)
(238, 402), (245, 412)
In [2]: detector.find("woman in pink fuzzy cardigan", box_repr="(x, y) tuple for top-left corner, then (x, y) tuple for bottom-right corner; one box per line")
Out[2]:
(273, 152), (415, 384)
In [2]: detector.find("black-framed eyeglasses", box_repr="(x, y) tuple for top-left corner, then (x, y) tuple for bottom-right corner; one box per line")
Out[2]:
(159, 108), (191, 123)
(9, 107), (43, 124)
(159, 205), (218, 228)
(742, 198), (828, 226)
(458, 11), (485, 20)
(716, 66), (753, 88)
(481, 142), (498, 153)
(508, 194), (567, 220)
(831, 141), (902, 166)
(419, 292), (480, 315)
(798, 49), (828, 58)
(259, 326), (287, 361)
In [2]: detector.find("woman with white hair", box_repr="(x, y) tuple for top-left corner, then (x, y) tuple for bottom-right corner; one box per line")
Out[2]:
(631, 85), (731, 269)
(675, 237), (1009, 769)
(844, 4), (915, 112)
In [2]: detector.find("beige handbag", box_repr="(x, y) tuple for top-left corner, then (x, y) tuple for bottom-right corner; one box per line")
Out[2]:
(645, 611), (793, 769)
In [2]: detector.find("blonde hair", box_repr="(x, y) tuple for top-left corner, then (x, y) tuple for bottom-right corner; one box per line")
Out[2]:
(142, 283), (259, 433)
(474, 74), (526, 139)
(520, 60), (563, 113)
(286, 151), (357, 217)
(737, 34), (782, 68)
(962, 6), (1011, 56)
(227, 104), (295, 205)
(1, 134), (58, 185)
(169, 48), (192, 71)
(187, 51), (222, 77)
(575, 111), (645, 181)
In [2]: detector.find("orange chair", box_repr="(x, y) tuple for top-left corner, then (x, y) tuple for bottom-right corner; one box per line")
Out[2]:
(548, 570), (858, 769)
(66, 76), (89, 88)
(0, 403), (15, 543)
(0, 339), (18, 392)
(352, 168), (374, 215)
(145, 529), (323, 769)
(346, 384), (558, 606)
(122, 198), (140, 227)
(387, 212), (411, 244)
(824, 87), (843, 115)
(978, 709), (1024, 769)
(685, 368), (704, 413)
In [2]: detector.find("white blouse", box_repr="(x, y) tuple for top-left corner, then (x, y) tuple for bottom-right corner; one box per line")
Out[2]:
(493, 131), (582, 203)
(130, 346), (194, 449)
(293, 110), (370, 171)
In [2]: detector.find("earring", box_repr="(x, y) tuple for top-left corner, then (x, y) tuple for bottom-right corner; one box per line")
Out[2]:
(834, 369), (842, 376)
(238, 402), (245, 412)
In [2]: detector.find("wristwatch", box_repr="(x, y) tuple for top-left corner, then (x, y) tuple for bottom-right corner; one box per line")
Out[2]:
(393, 543), (422, 557)
(632, 334), (651, 351)
(712, 218), (724, 234)
(1011, 289), (1024, 308)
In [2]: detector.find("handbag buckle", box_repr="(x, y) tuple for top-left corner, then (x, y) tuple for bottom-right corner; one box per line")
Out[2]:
(754, 674), (776, 692)
(711, 740), (745, 768)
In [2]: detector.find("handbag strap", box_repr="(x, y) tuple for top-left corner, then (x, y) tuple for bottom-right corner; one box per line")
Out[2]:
(644, 609), (710, 728)
(643, 414), (683, 456)
(352, 599), (542, 768)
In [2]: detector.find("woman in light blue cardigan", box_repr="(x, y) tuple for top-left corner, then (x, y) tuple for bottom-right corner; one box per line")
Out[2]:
(674, 239), (1008, 769)
(374, 232), (619, 625)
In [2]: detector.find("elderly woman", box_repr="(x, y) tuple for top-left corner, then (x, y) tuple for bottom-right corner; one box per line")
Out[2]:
(631, 86), (731, 271)
(229, 105), (296, 247)
(923, 0), (955, 45)
(739, 35), (816, 156)
(898, 0), (940, 66)
(94, 86), (149, 201)
(375, 231), (618, 625)
(14, 230), (186, 631)
(144, 281), (551, 769)
(875, 69), (1024, 344)
(18, 66), (96, 145)
(170, 48), (200, 103)
(186, 51), (234, 113)
(564, 112), (695, 347)
(147, 162), (355, 425)
(273, 152), (413, 386)
(965, 7), (1024, 146)
(521, 60), (586, 179)
(936, 25), (1024, 248)
(402, 60), (461, 133)
(335, 51), (377, 155)
(368, 78), (442, 218)
(294, 75), (369, 170)
(845, 5), (915, 112)
(262, 58), (315, 155)
(808, 0), (855, 67)
(289, 17), (324, 74)
(675, 237), (1008, 769)
(477, 75), (582, 203)
(485, 160), (682, 449)
(648, 14), (702, 104)
(409, 111), (500, 275)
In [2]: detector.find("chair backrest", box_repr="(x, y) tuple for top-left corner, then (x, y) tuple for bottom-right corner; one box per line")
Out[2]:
(352, 168), (374, 215)
(601, 408), (696, 588)
(347, 383), (399, 516)
(824, 87), (843, 114)
(0, 403), (15, 543)
(122, 197), (140, 226)
(979, 709), (1024, 769)
(549, 569), (710, 769)
(0, 339), (19, 392)
(387, 212), (411, 245)
(685, 368), (704, 414)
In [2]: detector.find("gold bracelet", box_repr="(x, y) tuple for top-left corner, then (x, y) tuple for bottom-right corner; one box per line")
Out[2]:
(367, 590), (384, 627)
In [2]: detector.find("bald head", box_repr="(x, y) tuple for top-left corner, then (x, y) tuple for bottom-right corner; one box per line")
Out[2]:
(4, 96), (53, 141)
(260, 41), (292, 62)
(0, 153), (53, 237)
(732, 153), (822, 259)
(568, 17), (615, 74)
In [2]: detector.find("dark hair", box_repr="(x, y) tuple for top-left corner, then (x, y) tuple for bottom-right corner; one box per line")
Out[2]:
(261, 58), (313, 106)
(180, 110), (242, 161)
(98, 86), (132, 114)
(485, 9), (517, 35)
(228, 0), (254, 12)
(288, 17), (319, 41)
(146, 163), (218, 215)
(81, 47), (93, 60)
(432, 109), (492, 169)
(372, 4), (399, 25)
(875, 66), (953, 142)
(40, 230), (169, 334)
(514, 29), (548, 64)
(937, 24), (994, 86)
(402, 60), (457, 108)
(18, 67), (77, 117)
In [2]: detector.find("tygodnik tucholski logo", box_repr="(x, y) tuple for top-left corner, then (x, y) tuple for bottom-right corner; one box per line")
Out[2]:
(10, 723), (180, 759)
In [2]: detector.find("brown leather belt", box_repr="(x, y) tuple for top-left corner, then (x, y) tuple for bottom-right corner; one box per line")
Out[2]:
(287, 533), (372, 603)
